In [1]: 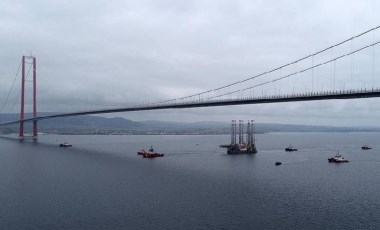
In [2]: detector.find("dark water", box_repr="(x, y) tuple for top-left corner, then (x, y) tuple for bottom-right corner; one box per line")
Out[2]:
(1, 133), (380, 229)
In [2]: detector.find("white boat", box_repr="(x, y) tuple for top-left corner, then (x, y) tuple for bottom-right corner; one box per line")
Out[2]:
(328, 153), (348, 163)
(59, 142), (72, 147)
(361, 145), (372, 150)
(285, 145), (298, 151)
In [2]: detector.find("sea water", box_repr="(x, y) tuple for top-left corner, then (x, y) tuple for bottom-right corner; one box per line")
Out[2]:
(0, 133), (379, 229)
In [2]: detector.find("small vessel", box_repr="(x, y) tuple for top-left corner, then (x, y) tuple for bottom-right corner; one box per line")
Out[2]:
(275, 161), (282, 166)
(59, 142), (72, 147)
(361, 145), (372, 150)
(139, 146), (164, 158)
(328, 153), (349, 163)
(285, 145), (298, 152)
(143, 152), (164, 158)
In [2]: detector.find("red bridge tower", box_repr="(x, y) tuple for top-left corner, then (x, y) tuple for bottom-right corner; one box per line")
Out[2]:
(19, 55), (37, 140)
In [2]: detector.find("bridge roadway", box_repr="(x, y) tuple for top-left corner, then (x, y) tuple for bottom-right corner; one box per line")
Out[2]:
(1, 89), (380, 126)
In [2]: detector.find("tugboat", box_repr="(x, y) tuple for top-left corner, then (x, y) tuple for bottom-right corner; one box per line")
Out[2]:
(328, 153), (349, 163)
(275, 161), (282, 166)
(285, 145), (298, 152)
(59, 142), (72, 147)
(139, 146), (164, 158)
(361, 145), (372, 150)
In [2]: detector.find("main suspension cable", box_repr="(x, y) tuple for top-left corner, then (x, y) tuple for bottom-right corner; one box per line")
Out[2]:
(0, 60), (22, 113)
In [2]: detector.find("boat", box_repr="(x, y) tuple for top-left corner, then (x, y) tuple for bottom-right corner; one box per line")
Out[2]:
(328, 153), (349, 163)
(361, 145), (372, 150)
(139, 146), (164, 158)
(59, 142), (72, 147)
(275, 161), (282, 166)
(285, 145), (298, 152)
(143, 152), (164, 158)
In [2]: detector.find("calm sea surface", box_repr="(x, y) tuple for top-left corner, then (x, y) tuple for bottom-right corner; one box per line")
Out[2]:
(1, 133), (380, 229)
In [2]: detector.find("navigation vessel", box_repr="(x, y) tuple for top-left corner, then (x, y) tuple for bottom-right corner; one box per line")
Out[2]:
(361, 145), (372, 150)
(285, 145), (298, 152)
(138, 146), (164, 158)
(328, 153), (349, 163)
(59, 142), (72, 147)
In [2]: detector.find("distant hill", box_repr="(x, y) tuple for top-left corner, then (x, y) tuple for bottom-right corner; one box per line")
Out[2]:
(256, 123), (380, 133)
(139, 120), (228, 129)
(40, 116), (142, 130)
(1, 113), (380, 134)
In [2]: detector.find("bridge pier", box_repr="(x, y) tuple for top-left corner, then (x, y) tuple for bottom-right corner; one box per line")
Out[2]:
(19, 56), (38, 140)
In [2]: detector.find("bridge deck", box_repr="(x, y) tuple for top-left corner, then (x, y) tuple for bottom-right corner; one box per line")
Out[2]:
(1, 89), (379, 126)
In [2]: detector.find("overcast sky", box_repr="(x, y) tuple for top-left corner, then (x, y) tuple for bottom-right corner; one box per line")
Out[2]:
(1, 0), (380, 126)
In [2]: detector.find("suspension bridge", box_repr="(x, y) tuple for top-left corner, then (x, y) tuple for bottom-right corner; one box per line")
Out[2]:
(1, 25), (380, 140)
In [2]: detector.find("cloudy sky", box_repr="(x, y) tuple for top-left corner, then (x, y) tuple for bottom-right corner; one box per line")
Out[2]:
(1, 0), (380, 126)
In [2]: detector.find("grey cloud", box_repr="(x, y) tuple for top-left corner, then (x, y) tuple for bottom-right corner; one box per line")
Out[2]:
(1, 0), (380, 126)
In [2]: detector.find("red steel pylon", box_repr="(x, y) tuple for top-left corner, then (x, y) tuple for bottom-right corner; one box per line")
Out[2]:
(19, 56), (37, 140)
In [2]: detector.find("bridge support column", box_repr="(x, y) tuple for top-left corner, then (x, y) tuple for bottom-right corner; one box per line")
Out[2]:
(18, 56), (38, 140)
(32, 57), (37, 140)
(19, 56), (25, 140)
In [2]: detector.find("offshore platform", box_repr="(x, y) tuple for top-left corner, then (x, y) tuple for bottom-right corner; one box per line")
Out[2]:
(220, 120), (257, 154)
